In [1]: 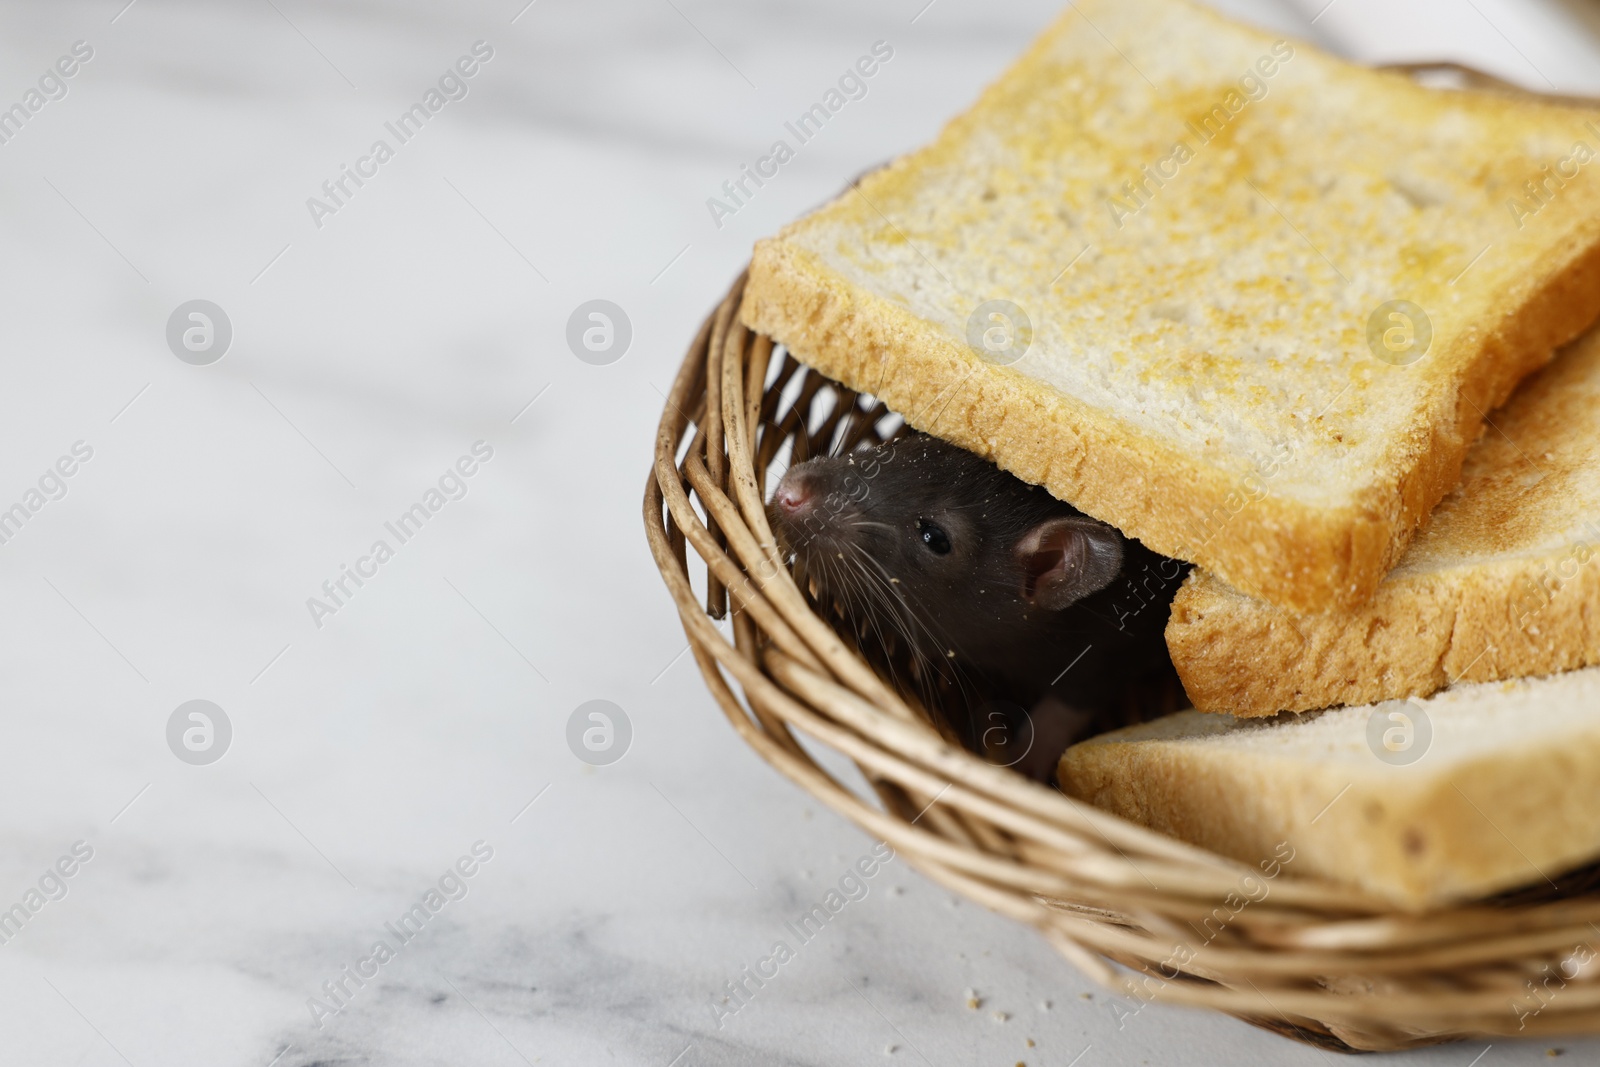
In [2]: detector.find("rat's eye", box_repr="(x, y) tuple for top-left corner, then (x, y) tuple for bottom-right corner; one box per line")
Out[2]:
(917, 519), (952, 555)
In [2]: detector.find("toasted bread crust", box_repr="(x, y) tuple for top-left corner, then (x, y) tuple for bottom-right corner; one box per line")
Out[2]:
(1058, 672), (1600, 909)
(1168, 553), (1600, 715)
(1170, 325), (1600, 715)
(743, 243), (1377, 608)
(739, 0), (1600, 612)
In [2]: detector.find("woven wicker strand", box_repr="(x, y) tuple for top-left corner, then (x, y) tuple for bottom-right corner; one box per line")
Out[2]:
(644, 272), (1600, 1053)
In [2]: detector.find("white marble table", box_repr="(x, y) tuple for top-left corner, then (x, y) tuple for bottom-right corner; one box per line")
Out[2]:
(0, 1), (1596, 1064)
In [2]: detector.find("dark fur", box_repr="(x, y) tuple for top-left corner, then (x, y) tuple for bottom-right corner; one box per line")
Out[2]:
(769, 432), (1189, 781)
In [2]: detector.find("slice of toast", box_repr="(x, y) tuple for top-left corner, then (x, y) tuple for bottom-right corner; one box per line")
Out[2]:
(740, 0), (1600, 612)
(1058, 668), (1600, 910)
(1168, 324), (1600, 716)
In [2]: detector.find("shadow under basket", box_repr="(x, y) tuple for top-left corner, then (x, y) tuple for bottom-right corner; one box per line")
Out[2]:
(643, 271), (1600, 1053)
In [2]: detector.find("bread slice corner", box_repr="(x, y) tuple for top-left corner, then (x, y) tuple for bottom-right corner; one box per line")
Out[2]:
(1168, 323), (1600, 716)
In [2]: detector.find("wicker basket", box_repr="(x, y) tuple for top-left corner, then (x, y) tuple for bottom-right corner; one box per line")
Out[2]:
(645, 270), (1600, 1051)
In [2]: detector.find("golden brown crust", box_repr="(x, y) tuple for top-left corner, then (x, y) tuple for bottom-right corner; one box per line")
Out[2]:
(1168, 557), (1600, 715)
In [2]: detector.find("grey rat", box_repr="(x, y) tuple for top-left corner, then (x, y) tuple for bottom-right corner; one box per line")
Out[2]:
(769, 432), (1188, 782)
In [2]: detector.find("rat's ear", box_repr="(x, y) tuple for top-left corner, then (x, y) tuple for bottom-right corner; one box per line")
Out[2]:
(1014, 517), (1123, 610)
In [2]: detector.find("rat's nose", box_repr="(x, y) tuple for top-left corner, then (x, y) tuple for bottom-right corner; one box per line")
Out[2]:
(773, 468), (818, 516)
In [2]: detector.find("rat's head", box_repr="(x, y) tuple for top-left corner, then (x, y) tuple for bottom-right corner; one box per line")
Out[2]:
(768, 433), (1123, 673)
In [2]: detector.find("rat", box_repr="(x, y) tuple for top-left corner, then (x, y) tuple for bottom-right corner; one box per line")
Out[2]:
(768, 431), (1189, 782)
